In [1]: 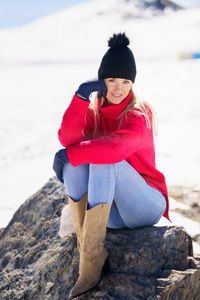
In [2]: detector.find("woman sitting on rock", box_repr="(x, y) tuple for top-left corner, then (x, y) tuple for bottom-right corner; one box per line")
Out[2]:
(53, 32), (170, 298)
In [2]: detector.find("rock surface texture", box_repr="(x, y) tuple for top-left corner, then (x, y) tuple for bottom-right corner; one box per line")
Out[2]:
(0, 177), (200, 300)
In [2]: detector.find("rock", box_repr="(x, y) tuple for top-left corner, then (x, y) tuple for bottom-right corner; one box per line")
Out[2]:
(0, 177), (200, 300)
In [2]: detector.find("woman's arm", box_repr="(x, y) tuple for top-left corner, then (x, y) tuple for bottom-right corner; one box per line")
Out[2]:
(58, 95), (90, 147)
(67, 115), (146, 166)
(58, 79), (107, 146)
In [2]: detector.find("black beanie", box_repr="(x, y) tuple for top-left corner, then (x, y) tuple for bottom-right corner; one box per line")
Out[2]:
(98, 33), (136, 83)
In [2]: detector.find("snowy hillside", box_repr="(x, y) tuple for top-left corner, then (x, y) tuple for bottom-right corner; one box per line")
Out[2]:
(0, 0), (200, 227)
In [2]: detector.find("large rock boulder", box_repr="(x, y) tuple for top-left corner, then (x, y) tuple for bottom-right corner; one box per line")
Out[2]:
(0, 177), (200, 300)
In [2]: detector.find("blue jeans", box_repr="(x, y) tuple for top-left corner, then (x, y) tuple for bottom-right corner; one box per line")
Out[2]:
(62, 161), (166, 229)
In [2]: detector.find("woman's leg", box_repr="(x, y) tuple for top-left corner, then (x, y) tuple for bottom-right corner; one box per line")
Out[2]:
(87, 163), (126, 228)
(112, 161), (166, 228)
(62, 163), (89, 250)
(87, 161), (166, 229)
(62, 163), (89, 201)
(69, 164), (111, 298)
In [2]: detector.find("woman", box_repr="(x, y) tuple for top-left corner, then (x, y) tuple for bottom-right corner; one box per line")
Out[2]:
(53, 33), (170, 298)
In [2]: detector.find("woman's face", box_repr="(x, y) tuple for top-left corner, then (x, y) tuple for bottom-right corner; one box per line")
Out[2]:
(104, 78), (132, 104)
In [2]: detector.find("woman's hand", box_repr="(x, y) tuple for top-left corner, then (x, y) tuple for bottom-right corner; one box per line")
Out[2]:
(53, 148), (69, 183)
(76, 78), (107, 100)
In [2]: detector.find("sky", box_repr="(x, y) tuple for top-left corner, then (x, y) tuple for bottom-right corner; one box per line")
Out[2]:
(0, 0), (89, 28)
(0, 0), (200, 28)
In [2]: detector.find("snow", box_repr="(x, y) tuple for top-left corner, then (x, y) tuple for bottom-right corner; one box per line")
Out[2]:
(0, 0), (200, 246)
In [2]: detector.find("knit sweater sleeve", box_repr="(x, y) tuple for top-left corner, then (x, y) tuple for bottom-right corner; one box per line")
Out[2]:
(67, 114), (146, 166)
(58, 95), (90, 147)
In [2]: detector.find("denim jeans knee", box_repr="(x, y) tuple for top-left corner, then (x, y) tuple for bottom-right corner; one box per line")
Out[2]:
(88, 163), (115, 209)
(62, 163), (89, 202)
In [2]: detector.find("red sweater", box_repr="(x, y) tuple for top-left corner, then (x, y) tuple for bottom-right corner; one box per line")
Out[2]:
(58, 92), (170, 221)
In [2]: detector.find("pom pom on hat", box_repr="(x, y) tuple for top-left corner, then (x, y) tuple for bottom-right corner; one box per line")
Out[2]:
(98, 32), (137, 82)
(108, 32), (130, 48)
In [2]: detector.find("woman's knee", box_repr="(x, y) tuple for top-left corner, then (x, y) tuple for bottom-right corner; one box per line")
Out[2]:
(62, 163), (89, 201)
(63, 163), (88, 181)
(89, 163), (114, 175)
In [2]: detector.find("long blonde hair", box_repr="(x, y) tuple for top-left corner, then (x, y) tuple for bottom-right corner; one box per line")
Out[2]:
(90, 88), (158, 137)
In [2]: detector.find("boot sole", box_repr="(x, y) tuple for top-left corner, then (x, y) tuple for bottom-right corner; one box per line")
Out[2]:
(69, 256), (110, 299)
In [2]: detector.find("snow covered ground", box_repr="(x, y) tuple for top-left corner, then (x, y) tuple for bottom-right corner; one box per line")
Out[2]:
(0, 0), (200, 240)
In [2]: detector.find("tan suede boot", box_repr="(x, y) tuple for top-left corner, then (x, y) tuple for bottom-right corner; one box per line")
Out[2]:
(67, 193), (88, 251)
(70, 203), (111, 298)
